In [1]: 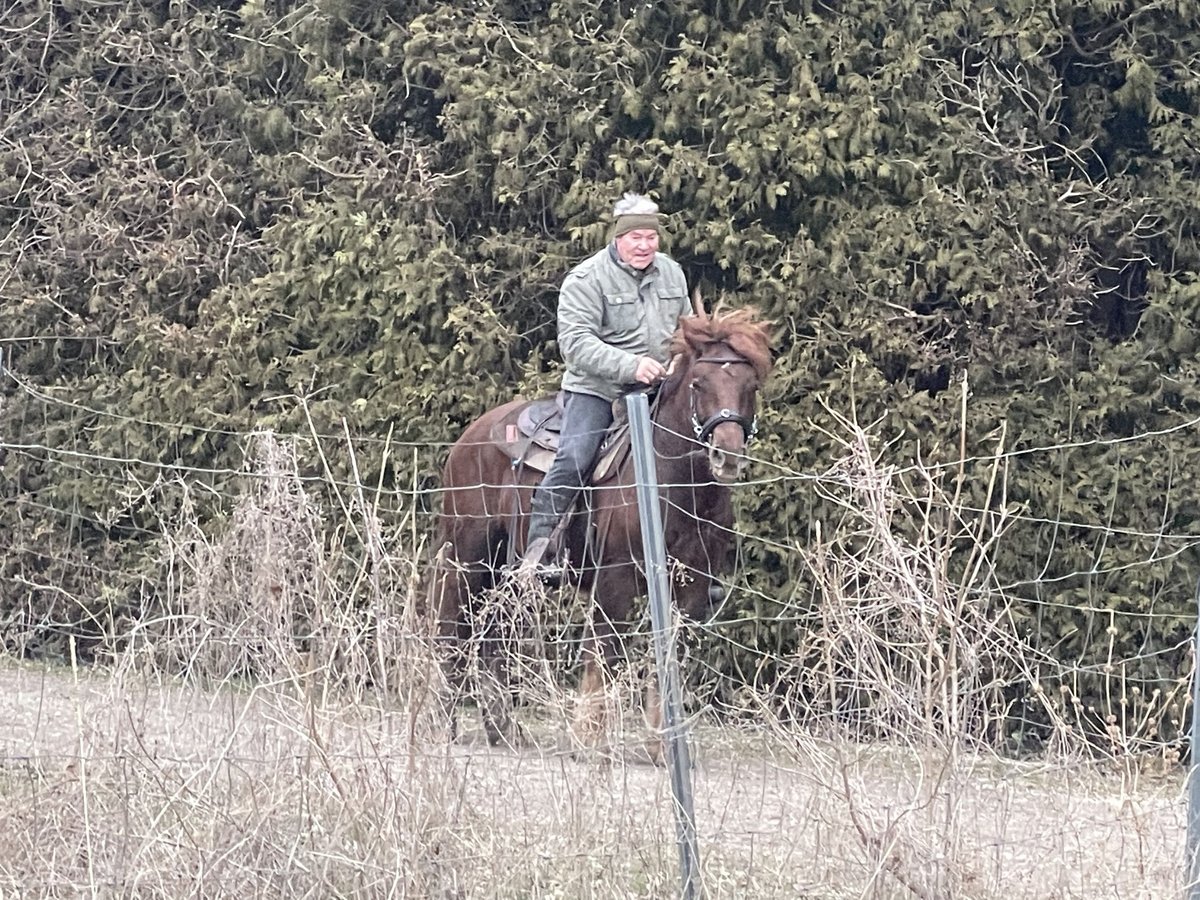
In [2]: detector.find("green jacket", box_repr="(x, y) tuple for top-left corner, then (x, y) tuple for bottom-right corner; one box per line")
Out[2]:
(557, 244), (691, 402)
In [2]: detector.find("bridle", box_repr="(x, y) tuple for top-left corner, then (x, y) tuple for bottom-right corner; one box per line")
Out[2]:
(688, 353), (759, 446)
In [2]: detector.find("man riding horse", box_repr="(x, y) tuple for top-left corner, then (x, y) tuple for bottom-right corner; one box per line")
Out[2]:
(433, 193), (771, 746)
(519, 192), (693, 580)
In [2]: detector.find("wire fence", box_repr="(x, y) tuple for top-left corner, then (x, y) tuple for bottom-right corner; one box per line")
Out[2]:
(0, 363), (1197, 896)
(2, 365), (1197, 697)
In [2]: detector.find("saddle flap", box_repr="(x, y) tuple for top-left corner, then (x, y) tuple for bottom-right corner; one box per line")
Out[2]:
(491, 394), (631, 484)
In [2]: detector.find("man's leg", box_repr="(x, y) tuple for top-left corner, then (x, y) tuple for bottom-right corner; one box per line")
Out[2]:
(524, 391), (613, 565)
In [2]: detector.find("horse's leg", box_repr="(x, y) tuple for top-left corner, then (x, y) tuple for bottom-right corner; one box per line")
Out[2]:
(473, 521), (529, 748)
(571, 628), (609, 748)
(643, 670), (665, 766)
(577, 614), (664, 761)
(426, 540), (473, 739)
(573, 565), (636, 753)
(479, 648), (518, 747)
(641, 576), (711, 766)
(479, 616), (523, 748)
(431, 519), (517, 745)
(573, 633), (614, 753)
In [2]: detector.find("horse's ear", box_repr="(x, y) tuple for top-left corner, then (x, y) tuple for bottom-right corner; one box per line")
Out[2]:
(690, 285), (706, 317)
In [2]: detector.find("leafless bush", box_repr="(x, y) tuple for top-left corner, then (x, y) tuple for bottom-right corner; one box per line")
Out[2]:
(789, 389), (1023, 749)
(0, 417), (1188, 898)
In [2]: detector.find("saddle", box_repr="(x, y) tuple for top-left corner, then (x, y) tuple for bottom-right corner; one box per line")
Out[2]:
(489, 392), (633, 484)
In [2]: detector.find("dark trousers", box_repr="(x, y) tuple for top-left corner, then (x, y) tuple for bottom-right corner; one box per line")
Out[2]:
(527, 391), (614, 545)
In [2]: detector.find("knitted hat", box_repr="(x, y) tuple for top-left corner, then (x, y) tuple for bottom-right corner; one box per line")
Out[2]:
(611, 192), (662, 239)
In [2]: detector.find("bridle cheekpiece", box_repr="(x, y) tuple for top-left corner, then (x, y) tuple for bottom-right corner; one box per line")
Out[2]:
(689, 353), (759, 446)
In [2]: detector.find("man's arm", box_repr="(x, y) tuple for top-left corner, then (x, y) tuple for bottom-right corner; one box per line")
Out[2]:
(557, 276), (641, 384)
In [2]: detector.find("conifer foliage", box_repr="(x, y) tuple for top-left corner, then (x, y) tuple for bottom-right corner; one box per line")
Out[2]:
(2, 0), (1198, 739)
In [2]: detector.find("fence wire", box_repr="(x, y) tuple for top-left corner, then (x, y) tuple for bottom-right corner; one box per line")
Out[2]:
(0, 364), (1197, 896)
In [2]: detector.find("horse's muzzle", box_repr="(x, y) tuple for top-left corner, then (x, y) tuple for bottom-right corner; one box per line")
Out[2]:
(707, 446), (749, 483)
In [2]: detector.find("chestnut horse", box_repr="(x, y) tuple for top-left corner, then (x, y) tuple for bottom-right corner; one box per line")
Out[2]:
(430, 308), (773, 745)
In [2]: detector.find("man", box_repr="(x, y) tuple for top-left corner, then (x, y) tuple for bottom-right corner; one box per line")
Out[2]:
(520, 192), (692, 578)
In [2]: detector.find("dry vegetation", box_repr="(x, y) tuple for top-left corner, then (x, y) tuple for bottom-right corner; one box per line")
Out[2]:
(0, 431), (1189, 898)
(0, 660), (1184, 899)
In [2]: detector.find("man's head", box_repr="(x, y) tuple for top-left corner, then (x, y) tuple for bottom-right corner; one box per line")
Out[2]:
(611, 192), (661, 271)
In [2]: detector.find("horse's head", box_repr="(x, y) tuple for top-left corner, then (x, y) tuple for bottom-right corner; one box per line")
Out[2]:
(668, 308), (773, 484)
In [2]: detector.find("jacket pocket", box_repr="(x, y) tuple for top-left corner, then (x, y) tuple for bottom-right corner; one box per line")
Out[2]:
(602, 291), (642, 331)
(657, 290), (687, 311)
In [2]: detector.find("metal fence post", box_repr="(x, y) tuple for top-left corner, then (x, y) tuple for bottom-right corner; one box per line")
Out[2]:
(625, 392), (702, 900)
(1189, 576), (1200, 899)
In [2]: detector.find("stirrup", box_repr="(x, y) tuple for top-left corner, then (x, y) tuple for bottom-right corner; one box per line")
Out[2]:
(516, 537), (564, 585)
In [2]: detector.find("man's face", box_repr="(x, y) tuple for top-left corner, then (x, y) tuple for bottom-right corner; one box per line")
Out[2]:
(615, 228), (659, 270)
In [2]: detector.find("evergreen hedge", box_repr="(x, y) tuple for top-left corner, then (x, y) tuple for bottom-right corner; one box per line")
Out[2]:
(3, 0), (1198, 744)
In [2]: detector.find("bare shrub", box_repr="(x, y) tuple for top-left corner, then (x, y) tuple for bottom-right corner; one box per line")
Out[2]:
(140, 434), (321, 681)
(791, 392), (1024, 749)
(109, 430), (449, 750)
(0, 413), (1187, 899)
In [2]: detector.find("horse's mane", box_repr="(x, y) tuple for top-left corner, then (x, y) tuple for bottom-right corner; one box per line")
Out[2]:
(669, 307), (774, 381)
(653, 307), (773, 414)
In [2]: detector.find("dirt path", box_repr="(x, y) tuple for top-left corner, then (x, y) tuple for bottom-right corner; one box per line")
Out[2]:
(0, 661), (1185, 899)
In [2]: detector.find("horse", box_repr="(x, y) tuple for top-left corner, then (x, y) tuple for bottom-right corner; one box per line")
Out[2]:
(429, 307), (773, 748)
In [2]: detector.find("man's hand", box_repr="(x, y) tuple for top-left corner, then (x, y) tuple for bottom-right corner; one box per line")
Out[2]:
(634, 356), (667, 384)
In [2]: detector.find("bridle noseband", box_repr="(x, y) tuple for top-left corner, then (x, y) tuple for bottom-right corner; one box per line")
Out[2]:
(689, 354), (759, 446)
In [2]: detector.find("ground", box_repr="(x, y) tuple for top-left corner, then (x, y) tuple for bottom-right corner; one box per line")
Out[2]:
(0, 659), (1186, 899)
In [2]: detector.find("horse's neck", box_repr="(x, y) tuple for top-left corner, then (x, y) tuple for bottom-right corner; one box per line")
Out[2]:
(647, 373), (701, 482)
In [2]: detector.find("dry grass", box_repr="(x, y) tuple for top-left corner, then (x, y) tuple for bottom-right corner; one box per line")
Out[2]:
(0, 660), (1185, 899)
(0, 428), (1190, 898)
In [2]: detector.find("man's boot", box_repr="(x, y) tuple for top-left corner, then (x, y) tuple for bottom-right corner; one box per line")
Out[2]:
(516, 534), (565, 585)
(517, 487), (572, 584)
